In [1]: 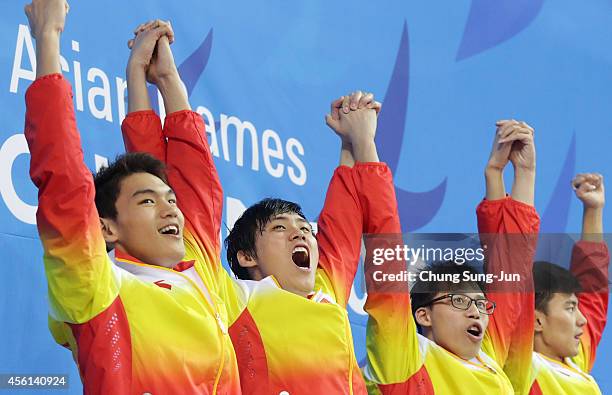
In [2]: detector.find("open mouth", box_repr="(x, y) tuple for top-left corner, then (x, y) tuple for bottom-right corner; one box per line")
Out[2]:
(291, 246), (310, 269)
(466, 323), (483, 340)
(158, 224), (180, 236)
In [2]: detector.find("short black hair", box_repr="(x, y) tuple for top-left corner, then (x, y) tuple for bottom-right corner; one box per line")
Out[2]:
(94, 152), (168, 220)
(533, 261), (582, 313)
(225, 198), (307, 280)
(410, 262), (486, 316)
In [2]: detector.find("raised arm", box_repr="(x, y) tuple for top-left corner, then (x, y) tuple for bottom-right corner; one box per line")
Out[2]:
(317, 91), (387, 305)
(570, 173), (609, 372)
(327, 96), (424, 392)
(478, 119), (539, 394)
(122, 23), (222, 260)
(24, 0), (117, 323)
(122, 21), (177, 163)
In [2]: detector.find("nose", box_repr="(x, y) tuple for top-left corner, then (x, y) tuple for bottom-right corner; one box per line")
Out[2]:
(465, 301), (481, 318)
(576, 307), (587, 328)
(160, 200), (179, 218)
(290, 226), (306, 241)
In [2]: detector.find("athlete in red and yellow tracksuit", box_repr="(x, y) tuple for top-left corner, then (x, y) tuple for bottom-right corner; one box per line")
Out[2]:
(122, 109), (399, 394)
(26, 74), (240, 394)
(364, 196), (540, 394)
(528, 241), (609, 395)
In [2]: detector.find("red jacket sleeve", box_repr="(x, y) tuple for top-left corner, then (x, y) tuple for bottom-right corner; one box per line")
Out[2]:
(360, 165), (422, 391)
(25, 74), (117, 323)
(476, 197), (539, 394)
(317, 162), (399, 306)
(316, 165), (363, 306)
(570, 240), (609, 370)
(163, 110), (224, 259)
(121, 110), (166, 162)
(122, 109), (222, 262)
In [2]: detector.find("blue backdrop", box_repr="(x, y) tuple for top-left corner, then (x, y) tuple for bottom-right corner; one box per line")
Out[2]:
(1, 1), (611, 393)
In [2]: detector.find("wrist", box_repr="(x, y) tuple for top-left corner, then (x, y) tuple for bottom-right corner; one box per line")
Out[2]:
(485, 166), (503, 177)
(36, 29), (61, 42)
(485, 160), (507, 172)
(352, 139), (379, 162)
(514, 167), (536, 178)
(155, 72), (182, 91)
(350, 134), (375, 150)
(127, 60), (148, 77)
(583, 206), (604, 215)
(352, 139), (375, 152)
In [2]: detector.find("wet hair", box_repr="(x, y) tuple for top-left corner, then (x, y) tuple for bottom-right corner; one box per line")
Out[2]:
(410, 261), (486, 317)
(225, 198), (307, 280)
(94, 152), (168, 220)
(533, 261), (582, 314)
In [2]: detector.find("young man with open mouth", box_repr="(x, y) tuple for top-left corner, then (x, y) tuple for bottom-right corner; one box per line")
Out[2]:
(529, 172), (608, 394)
(24, 2), (239, 393)
(363, 120), (540, 394)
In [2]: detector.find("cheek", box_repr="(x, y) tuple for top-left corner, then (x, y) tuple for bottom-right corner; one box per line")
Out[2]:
(550, 313), (573, 335)
(481, 316), (490, 330)
(309, 239), (319, 259)
(432, 308), (455, 329)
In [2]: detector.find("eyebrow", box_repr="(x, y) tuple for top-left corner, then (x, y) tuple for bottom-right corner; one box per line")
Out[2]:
(565, 300), (578, 307)
(131, 188), (175, 198)
(270, 215), (311, 226)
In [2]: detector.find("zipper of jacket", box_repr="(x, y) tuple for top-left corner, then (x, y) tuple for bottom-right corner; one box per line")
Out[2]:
(115, 258), (228, 393)
(344, 310), (355, 394)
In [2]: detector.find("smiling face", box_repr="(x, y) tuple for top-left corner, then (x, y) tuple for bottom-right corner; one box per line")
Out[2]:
(101, 172), (185, 267)
(239, 212), (319, 296)
(535, 293), (587, 360)
(415, 291), (490, 360)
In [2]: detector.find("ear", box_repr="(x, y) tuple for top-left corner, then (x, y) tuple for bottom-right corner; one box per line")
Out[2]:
(237, 250), (258, 268)
(100, 217), (119, 244)
(414, 307), (433, 329)
(534, 310), (546, 333)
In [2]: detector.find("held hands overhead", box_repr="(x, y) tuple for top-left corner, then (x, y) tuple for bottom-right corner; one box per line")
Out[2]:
(126, 19), (383, 160)
(127, 20), (178, 85)
(326, 91), (381, 146)
(326, 91), (381, 164)
(485, 119), (536, 204)
(487, 119), (536, 173)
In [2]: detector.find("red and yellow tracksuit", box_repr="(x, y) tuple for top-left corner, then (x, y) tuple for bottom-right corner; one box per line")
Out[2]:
(364, 197), (540, 394)
(528, 241), (609, 395)
(122, 109), (399, 394)
(26, 75), (240, 394)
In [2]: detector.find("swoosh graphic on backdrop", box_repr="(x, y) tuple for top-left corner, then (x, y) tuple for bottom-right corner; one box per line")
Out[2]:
(540, 132), (575, 232)
(456, 0), (545, 61)
(377, 21), (447, 232)
(171, 24), (446, 232)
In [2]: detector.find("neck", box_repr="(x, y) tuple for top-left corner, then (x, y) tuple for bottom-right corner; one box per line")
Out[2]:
(114, 245), (175, 268)
(534, 334), (564, 363)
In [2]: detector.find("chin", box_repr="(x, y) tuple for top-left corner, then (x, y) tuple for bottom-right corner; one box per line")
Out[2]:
(294, 280), (315, 296)
(171, 246), (186, 261)
(457, 343), (481, 360)
(568, 347), (580, 359)
(158, 251), (184, 267)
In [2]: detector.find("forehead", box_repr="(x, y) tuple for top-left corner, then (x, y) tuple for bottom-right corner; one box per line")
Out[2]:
(435, 291), (485, 299)
(550, 292), (578, 306)
(118, 172), (172, 197)
(269, 212), (308, 223)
